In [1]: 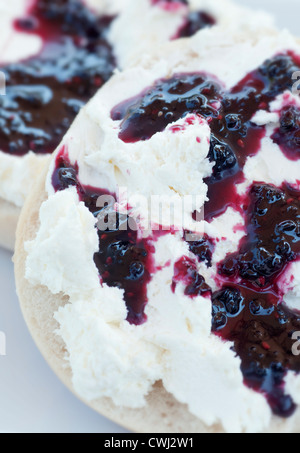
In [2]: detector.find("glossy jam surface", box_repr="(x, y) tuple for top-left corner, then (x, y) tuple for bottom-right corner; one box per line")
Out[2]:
(186, 233), (215, 267)
(272, 106), (300, 161)
(172, 256), (211, 297)
(220, 184), (300, 286)
(212, 285), (300, 417)
(111, 73), (221, 143)
(213, 182), (300, 416)
(52, 152), (154, 325)
(0, 0), (115, 155)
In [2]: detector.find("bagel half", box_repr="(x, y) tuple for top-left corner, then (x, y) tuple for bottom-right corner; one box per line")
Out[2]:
(13, 22), (300, 434)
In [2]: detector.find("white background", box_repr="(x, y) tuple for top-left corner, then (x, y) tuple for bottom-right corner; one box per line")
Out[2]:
(0, 0), (299, 434)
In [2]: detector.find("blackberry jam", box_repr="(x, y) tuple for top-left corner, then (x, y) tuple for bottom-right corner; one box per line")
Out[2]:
(272, 106), (300, 160)
(212, 285), (300, 418)
(52, 151), (154, 325)
(0, 0), (115, 156)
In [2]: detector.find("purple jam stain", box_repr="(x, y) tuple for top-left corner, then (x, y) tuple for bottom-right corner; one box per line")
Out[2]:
(0, 0), (115, 156)
(272, 106), (300, 161)
(175, 11), (216, 39)
(172, 256), (211, 297)
(220, 183), (300, 287)
(212, 285), (300, 417)
(52, 150), (154, 325)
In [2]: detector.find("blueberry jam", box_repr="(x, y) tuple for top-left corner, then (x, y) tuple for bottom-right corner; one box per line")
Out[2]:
(111, 54), (300, 222)
(52, 152), (154, 325)
(0, 0), (115, 155)
(212, 285), (300, 417)
(272, 106), (300, 161)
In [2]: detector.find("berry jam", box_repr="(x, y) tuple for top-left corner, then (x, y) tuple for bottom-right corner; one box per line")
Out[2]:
(212, 285), (300, 417)
(206, 54), (300, 219)
(93, 222), (153, 325)
(272, 106), (300, 160)
(176, 11), (215, 39)
(220, 183), (300, 286)
(172, 256), (211, 297)
(214, 181), (300, 416)
(0, 0), (115, 156)
(111, 73), (222, 142)
(52, 152), (154, 325)
(111, 54), (300, 222)
(186, 233), (215, 267)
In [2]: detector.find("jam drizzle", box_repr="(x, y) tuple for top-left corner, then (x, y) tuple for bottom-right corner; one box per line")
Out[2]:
(0, 0), (115, 156)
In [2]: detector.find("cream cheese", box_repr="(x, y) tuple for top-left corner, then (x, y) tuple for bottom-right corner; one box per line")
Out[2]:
(109, 0), (274, 69)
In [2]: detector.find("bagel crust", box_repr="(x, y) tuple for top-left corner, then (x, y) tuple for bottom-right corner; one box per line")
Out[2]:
(0, 199), (20, 251)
